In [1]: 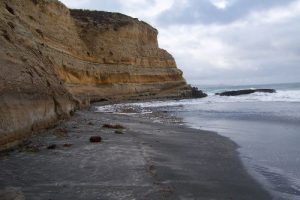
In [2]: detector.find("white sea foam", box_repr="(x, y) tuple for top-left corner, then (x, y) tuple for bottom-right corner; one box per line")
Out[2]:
(96, 89), (300, 113)
(207, 89), (300, 103)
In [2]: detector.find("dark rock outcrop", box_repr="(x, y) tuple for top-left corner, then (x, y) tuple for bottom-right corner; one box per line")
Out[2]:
(182, 86), (207, 98)
(216, 89), (276, 96)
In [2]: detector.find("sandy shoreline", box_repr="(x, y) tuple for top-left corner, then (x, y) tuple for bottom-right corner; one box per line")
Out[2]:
(0, 106), (271, 200)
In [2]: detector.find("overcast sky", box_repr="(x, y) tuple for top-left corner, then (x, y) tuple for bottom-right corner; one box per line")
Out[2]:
(61, 0), (300, 85)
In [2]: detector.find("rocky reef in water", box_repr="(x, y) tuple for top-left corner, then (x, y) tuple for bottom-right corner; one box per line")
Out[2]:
(0, 0), (206, 150)
(216, 89), (276, 96)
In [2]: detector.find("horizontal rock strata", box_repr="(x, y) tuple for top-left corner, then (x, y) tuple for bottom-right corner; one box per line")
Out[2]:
(0, 0), (205, 149)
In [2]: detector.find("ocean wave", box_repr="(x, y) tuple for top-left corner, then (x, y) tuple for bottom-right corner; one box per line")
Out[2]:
(96, 89), (300, 114)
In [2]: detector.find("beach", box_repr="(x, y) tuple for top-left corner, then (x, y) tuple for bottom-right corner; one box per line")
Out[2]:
(93, 82), (300, 199)
(1, 1), (298, 199)
(0, 106), (271, 200)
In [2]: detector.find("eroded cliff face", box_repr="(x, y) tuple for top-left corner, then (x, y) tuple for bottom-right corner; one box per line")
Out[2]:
(0, 0), (78, 150)
(0, 0), (205, 149)
(51, 9), (191, 101)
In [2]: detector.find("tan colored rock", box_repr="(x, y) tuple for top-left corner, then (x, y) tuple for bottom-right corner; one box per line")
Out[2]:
(0, 0), (77, 150)
(0, 187), (25, 200)
(0, 0), (205, 150)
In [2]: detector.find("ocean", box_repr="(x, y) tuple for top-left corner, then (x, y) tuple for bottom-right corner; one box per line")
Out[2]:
(96, 82), (300, 200)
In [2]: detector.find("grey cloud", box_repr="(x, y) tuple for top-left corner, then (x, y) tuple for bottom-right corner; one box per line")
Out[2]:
(156, 0), (295, 25)
(61, 0), (123, 12)
(161, 8), (300, 85)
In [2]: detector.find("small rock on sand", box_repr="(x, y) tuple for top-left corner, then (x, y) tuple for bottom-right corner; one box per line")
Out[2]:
(114, 130), (124, 134)
(63, 144), (73, 147)
(102, 123), (125, 129)
(47, 144), (57, 149)
(89, 136), (102, 143)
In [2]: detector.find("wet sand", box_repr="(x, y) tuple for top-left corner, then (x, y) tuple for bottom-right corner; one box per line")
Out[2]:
(0, 107), (271, 200)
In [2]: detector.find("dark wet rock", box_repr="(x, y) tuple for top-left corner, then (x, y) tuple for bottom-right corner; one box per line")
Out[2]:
(21, 145), (40, 153)
(103, 123), (125, 129)
(69, 110), (75, 116)
(47, 144), (57, 150)
(216, 89), (276, 96)
(89, 136), (102, 143)
(191, 87), (208, 98)
(18, 141), (40, 153)
(62, 144), (72, 147)
(182, 86), (207, 98)
(114, 130), (124, 134)
(54, 128), (68, 137)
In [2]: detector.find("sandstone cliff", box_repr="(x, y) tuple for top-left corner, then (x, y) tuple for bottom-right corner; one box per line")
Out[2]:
(0, 0), (206, 150)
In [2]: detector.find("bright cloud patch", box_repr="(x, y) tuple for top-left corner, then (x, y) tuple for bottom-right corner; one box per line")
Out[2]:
(60, 0), (92, 8)
(210, 0), (230, 10)
(117, 0), (174, 19)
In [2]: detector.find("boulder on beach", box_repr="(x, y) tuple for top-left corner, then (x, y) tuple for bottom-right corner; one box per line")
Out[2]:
(89, 136), (102, 143)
